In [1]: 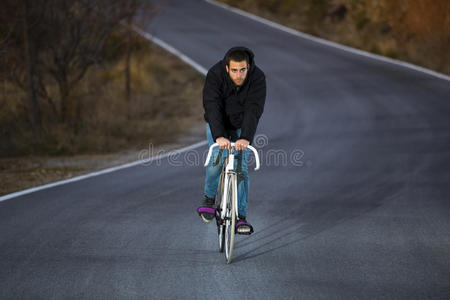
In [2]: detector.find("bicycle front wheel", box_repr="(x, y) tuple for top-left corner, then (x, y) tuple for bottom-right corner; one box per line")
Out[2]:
(224, 174), (236, 264)
(217, 168), (225, 252)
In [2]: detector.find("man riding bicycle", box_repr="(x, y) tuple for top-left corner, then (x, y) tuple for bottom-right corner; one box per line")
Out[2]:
(198, 46), (266, 234)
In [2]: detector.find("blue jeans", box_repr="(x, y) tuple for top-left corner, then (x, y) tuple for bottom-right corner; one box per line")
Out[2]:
(204, 123), (250, 217)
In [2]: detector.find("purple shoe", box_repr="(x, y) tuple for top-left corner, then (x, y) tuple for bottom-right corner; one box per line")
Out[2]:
(197, 196), (215, 222)
(236, 217), (254, 235)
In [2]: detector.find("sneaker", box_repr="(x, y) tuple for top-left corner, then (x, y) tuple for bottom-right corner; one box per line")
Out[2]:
(197, 195), (215, 222)
(236, 215), (254, 234)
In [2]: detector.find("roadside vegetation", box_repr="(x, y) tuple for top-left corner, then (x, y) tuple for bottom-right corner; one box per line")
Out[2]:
(0, 1), (204, 195)
(219, 0), (449, 75)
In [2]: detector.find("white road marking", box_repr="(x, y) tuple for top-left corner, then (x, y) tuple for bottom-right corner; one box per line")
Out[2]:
(0, 141), (207, 202)
(132, 25), (207, 76)
(205, 0), (450, 82)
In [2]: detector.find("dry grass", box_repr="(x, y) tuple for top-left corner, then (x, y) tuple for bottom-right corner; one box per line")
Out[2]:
(0, 32), (206, 196)
(220, 0), (449, 75)
(73, 40), (204, 151)
(0, 34), (204, 156)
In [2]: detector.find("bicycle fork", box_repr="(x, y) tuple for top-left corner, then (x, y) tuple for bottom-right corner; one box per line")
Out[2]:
(220, 173), (238, 224)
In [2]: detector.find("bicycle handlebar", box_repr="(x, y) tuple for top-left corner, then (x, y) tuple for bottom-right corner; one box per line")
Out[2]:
(204, 143), (260, 171)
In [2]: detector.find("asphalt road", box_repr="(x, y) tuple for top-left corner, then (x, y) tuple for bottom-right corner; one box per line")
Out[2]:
(1, 0), (449, 299)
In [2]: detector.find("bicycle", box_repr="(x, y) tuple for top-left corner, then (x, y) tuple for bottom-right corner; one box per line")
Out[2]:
(204, 142), (260, 264)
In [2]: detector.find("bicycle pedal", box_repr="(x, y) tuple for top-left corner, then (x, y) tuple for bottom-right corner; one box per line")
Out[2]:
(236, 229), (253, 235)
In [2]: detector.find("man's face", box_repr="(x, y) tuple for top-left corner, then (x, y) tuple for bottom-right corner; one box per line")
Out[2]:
(226, 60), (249, 86)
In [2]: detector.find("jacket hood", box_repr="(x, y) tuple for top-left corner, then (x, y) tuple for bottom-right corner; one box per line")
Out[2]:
(222, 46), (255, 73)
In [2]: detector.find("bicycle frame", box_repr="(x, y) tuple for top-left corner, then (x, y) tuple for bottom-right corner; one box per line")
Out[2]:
(220, 151), (237, 226)
(204, 142), (260, 263)
(205, 143), (260, 223)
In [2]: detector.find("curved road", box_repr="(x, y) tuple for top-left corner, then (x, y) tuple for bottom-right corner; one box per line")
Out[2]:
(1, 0), (449, 299)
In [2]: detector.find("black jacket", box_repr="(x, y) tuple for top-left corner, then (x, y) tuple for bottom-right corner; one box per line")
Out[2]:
(203, 46), (266, 144)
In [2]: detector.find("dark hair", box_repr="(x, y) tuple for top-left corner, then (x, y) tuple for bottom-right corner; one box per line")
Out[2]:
(225, 50), (249, 66)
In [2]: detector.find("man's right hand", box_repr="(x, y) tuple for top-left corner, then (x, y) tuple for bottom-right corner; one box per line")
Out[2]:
(216, 137), (231, 150)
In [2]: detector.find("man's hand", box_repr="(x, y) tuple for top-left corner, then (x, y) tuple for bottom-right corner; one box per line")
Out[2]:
(216, 137), (231, 150)
(235, 139), (249, 151)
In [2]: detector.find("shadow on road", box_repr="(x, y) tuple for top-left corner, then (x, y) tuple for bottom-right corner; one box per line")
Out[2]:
(231, 182), (398, 263)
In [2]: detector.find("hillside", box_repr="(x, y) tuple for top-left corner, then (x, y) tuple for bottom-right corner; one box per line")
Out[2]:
(220, 0), (449, 75)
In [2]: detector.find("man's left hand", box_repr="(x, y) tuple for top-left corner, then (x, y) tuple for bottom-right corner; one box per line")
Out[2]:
(235, 139), (249, 151)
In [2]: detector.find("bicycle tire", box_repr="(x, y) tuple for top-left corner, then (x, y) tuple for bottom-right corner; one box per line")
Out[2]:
(224, 174), (236, 264)
(217, 169), (225, 252)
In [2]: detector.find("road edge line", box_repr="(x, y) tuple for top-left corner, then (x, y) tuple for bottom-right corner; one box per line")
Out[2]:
(132, 25), (207, 76)
(205, 0), (450, 82)
(0, 141), (207, 202)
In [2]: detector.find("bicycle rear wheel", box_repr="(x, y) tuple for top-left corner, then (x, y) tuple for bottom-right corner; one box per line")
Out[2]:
(218, 224), (225, 252)
(224, 174), (236, 264)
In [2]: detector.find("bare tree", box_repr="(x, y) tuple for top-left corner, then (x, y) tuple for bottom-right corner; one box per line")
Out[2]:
(122, 0), (157, 118)
(0, 0), (45, 141)
(22, 0), (42, 140)
(39, 0), (139, 125)
(1, 0), (142, 130)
